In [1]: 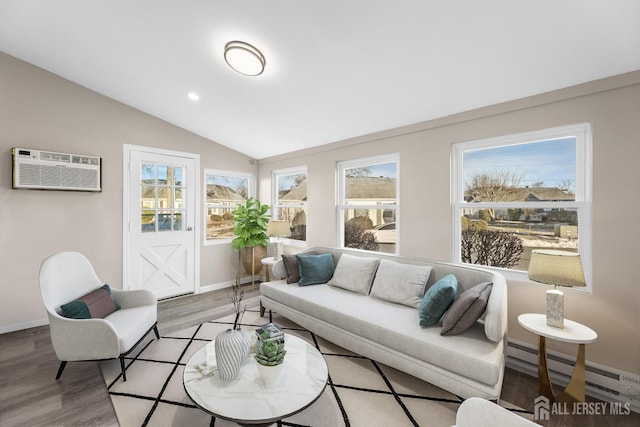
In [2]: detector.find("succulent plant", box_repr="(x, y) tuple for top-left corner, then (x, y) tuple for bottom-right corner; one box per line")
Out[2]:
(254, 331), (286, 366)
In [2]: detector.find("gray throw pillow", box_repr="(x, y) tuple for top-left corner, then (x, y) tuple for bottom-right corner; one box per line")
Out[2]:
(418, 274), (458, 327)
(327, 254), (379, 295)
(281, 254), (300, 284)
(441, 282), (493, 336)
(369, 259), (432, 308)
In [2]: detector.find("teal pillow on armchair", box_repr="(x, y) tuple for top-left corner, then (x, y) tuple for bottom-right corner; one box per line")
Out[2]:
(418, 274), (458, 327)
(296, 253), (335, 286)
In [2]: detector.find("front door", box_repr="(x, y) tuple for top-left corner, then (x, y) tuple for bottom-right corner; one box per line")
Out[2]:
(124, 146), (199, 299)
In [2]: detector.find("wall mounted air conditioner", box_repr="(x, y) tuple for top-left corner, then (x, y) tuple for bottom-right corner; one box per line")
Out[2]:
(12, 148), (102, 192)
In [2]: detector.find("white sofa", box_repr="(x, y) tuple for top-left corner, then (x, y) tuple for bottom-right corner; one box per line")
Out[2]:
(260, 247), (508, 400)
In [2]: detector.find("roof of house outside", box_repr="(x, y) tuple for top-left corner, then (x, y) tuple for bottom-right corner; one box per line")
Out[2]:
(465, 186), (575, 203)
(207, 184), (246, 202)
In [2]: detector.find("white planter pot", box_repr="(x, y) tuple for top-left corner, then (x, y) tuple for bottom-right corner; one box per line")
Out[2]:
(256, 362), (283, 387)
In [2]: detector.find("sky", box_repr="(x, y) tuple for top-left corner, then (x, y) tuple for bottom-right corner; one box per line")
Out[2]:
(463, 137), (576, 190)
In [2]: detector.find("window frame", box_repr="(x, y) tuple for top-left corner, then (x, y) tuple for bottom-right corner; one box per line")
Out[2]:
(272, 166), (308, 248)
(203, 169), (254, 245)
(451, 123), (592, 289)
(337, 153), (400, 255)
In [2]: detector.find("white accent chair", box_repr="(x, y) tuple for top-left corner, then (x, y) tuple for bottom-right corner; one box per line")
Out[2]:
(39, 252), (159, 381)
(454, 397), (541, 427)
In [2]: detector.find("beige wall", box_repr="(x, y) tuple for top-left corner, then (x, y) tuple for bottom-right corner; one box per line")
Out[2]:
(258, 71), (640, 373)
(0, 52), (256, 331)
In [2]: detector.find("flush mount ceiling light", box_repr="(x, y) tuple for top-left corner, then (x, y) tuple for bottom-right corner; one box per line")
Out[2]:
(224, 41), (266, 76)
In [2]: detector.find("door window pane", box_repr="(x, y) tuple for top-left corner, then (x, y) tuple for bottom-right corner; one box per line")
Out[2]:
(140, 162), (188, 234)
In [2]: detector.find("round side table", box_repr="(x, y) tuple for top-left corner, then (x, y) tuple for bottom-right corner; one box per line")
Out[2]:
(261, 256), (278, 282)
(518, 313), (597, 403)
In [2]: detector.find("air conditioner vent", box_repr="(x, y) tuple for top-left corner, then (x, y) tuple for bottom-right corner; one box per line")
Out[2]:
(12, 148), (102, 192)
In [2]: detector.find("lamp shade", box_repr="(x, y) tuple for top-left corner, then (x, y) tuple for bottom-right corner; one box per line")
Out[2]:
(267, 220), (290, 237)
(528, 250), (586, 287)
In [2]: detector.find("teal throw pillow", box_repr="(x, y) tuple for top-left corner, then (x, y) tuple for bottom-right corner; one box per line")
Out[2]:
(60, 284), (120, 319)
(296, 253), (335, 286)
(419, 274), (458, 327)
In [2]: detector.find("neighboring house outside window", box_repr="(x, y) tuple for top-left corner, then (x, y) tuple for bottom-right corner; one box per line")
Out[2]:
(337, 154), (399, 254)
(204, 170), (253, 243)
(451, 123), (592, 287)
(272, 167), (307, 243)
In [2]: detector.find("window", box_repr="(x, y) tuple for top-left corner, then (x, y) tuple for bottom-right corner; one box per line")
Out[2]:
(337, 154), (399, 254)
(141, 163), (185, 232)
(452, 124), (592, 285)
(272, 167), (307, 243)
(204, 170), (253, 242)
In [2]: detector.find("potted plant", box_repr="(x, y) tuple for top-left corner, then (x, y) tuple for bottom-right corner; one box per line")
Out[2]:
(231, 197), (270, 276)
(254, 330), (286, 385)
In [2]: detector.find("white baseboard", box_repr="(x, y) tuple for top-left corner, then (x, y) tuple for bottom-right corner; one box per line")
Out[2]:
(0, 317), (49, 334)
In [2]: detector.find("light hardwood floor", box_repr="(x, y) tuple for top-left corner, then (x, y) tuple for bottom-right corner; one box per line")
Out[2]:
(1, 286), (637, 426)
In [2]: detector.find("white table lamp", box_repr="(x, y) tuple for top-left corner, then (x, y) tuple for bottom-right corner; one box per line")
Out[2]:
(267, 220), (290, 260)
(528, 250), (586, 328)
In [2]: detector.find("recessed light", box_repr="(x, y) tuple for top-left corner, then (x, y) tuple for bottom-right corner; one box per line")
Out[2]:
(188, 92), (200, 101)
(224, 41), (266, 76)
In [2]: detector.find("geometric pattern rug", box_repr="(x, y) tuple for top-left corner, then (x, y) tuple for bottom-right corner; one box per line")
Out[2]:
(101, 307), (533, 427)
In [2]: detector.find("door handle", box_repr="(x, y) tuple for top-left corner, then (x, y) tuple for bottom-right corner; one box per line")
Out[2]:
(187, 226), (193, 231)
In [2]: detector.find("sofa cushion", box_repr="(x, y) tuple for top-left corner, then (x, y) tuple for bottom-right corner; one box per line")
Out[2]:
(60, 284), (120, 319)
(296, 253), (335, 286)
(370, 259), (432, 308)
(419, 274), (458, 327)
(260, 281), (503, 386)
(105, 305), (157, 352)
(281, 254), (300, 283)
(441, 282), (493, 336)
(327, 254), (379, 295)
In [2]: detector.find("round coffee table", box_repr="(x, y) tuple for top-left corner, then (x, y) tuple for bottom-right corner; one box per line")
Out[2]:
(183, 333), (328, 426)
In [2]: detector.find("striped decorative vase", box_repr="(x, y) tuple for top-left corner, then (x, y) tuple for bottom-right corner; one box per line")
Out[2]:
(215, 328), (250, 381)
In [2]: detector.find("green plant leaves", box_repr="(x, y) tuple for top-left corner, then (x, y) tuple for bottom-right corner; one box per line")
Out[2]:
(230, 197), (271, 250)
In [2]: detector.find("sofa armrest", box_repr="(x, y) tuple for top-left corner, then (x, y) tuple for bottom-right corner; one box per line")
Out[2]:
(48, 313), (120, 360)
(482, 272), (508, 343)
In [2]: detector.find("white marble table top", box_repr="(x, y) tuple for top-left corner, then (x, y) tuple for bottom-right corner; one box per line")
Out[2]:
(183, 333), (328, 424)
(518, 313), (597, 344)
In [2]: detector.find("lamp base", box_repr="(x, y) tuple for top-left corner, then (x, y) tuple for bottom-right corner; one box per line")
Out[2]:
(546, 289), (564, 328)
(273, 241), (283, 260)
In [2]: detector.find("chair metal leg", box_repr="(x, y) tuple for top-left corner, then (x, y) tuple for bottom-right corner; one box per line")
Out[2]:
(153, 324), (160, 340)
(55, 361), (68, 380)
(120, 356), (127, 382)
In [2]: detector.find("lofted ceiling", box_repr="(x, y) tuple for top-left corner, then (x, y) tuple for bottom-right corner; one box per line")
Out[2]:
(1, 1), (639, 160)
